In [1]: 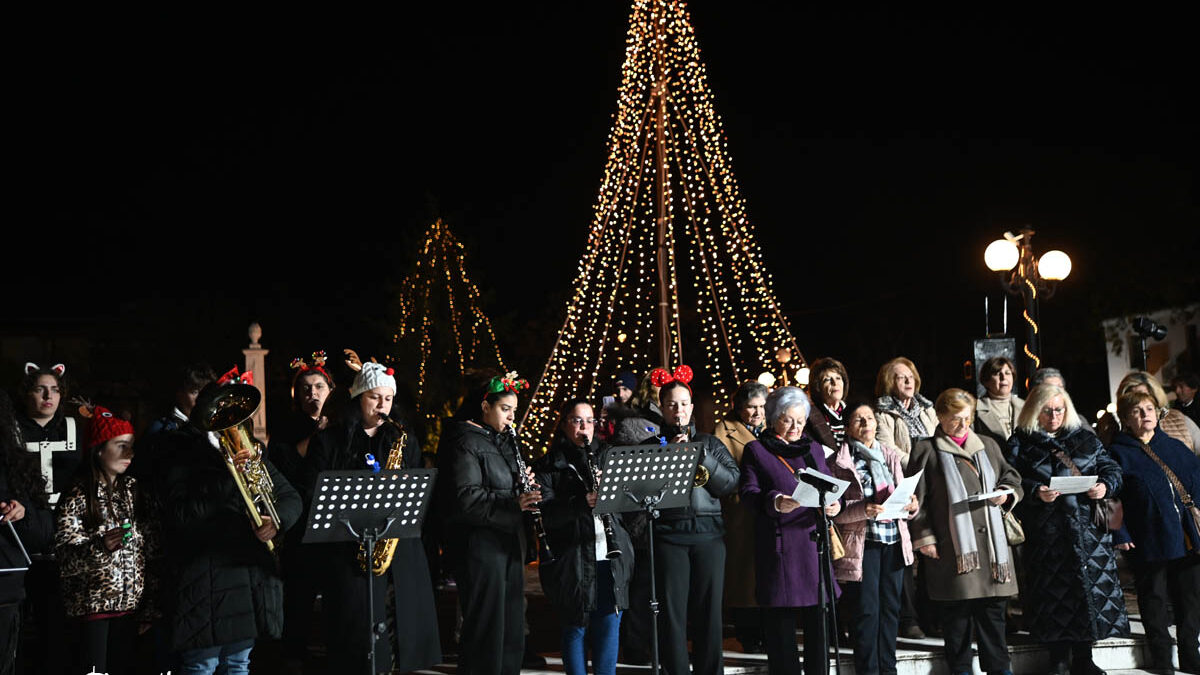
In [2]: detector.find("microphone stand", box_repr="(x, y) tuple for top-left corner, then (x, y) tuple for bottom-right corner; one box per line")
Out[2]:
(808, 478), (843, 675)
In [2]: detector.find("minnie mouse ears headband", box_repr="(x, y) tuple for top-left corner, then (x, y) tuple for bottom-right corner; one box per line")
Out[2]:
(650, 365), (694, 391)
(485, 371), (529, 399)
(25, 362), (65, 377)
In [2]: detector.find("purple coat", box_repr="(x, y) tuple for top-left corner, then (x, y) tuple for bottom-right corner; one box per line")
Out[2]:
(739, 434), (840, 607)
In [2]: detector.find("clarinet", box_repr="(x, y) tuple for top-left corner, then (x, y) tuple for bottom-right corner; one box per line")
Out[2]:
(583, 440), (622, 559)
(508, 426), (555, 565)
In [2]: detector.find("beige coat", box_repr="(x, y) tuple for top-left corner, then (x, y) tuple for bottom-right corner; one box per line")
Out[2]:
(875, 404), (938, 467)
(974, 395), (1024, 446)
(713, 415), (759, 607)
(908, 430), (1022, 602)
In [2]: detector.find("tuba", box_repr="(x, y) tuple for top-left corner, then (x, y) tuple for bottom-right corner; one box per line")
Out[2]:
(193, 384), (282, 552)
(359, 412), (407, 575)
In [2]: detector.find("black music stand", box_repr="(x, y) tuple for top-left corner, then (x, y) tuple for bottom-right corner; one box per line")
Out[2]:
(595, 441), (703, 675)
(303, 469), (437, 675)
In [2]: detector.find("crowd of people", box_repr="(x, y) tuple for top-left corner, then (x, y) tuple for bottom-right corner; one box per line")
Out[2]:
(1, 352), (1199, 675)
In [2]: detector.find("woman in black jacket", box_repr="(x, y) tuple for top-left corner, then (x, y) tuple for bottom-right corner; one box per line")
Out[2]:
(442, 372), (540, 675)
(303, 360), (441, 674)
(642, 366), (740, 675)
(1, 390), (54, 675)
(1006, 384), (1128, 675)
(159, 379), (301, 674)
(534, 399), (634, 675)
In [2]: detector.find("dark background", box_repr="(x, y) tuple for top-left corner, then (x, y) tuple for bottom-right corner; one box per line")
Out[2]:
(5, 5), (1197, 429)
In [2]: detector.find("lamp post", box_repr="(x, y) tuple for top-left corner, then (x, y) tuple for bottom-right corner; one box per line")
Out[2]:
(984, 228), (1072, 383)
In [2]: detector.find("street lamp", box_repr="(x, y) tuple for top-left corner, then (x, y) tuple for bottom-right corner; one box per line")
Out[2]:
(984, 228), (1071, 380)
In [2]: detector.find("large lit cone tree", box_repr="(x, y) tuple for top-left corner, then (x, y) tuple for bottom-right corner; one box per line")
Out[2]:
(521, 0), (803, 452)
(390, 218), (507, 450)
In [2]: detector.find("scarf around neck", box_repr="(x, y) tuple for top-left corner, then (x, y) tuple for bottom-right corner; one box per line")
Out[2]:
(876, 393), (934, 440)
(934, 432), (1012, 583)
(850, 439), (894, 491)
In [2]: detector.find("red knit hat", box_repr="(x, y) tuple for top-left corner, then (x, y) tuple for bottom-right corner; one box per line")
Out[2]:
(87, 406), (134, 449)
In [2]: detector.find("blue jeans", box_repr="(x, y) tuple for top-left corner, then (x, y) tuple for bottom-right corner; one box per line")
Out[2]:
(562, 560), (622, 675)
(178, 638), (254, 675)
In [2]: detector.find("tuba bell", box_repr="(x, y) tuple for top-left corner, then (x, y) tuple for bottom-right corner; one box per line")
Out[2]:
(193, 383), (282, 551)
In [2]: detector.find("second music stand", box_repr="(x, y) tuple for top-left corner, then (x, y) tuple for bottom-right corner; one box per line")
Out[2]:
(595, 441), (703, 675)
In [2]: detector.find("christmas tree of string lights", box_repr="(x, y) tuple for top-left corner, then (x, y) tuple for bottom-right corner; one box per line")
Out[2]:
(521, 0), (804, 450)
(390, 218), (507, 449)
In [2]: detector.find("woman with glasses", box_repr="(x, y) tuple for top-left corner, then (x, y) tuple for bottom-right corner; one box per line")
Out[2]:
(1007, 385), (1128, 674)
(534, 399), (634, 675)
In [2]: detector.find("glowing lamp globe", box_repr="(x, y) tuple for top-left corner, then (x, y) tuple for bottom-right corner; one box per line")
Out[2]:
(797, 367), (810, 387)
(985, 239), (1020, 272)
(1038, 250), (1072, 281)
(757, 372), (777, 387)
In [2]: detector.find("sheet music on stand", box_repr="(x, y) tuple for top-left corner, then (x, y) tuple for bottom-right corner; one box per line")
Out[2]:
(0, 517), (32, 573)
(301, 469), (436, 544)
(593, 442), (703, 515)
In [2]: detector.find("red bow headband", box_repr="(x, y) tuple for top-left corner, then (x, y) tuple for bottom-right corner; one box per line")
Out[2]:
(217, 366), (254, 387)
(485, 371), (529, 399)
(290, 351), (334, 384)
(650, 365), (694, 391)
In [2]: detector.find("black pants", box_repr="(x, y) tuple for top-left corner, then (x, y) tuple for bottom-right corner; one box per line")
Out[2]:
(1132, 554), (1200, 669)
(79, 615), (137, 675)
(621, 541), (653, 658)
(655, 535), (725, 675)
(0, 602), (19, 675)
(762, 606), (829, 675)
(321, 544), (392, 672)
(841, 541), (905, 675)
(25, 560), (68, 675)
(281, 541), (324, 659)
(939, 597), (1010, 673)
(457, 528), (524, 675)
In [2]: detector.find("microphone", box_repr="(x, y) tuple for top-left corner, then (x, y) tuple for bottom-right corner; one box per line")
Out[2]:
(798, 470), (842, 495)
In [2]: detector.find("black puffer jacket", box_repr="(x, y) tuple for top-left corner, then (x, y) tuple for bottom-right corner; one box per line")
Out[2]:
(441, 421), (526, 559)
(1008, 425), (1129, 642)
(640, 426), (740, 521)
(160, 425), (301, 652)
(534, 438), (635, 626)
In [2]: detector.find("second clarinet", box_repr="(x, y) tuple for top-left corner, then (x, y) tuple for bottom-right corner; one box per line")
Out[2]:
(584, 444), (622, 559)
(508, 426), (556, 564)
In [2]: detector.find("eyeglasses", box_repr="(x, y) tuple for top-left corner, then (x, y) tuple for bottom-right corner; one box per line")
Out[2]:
(1041, 407), (1066, 417)
(567, 417), (596, 426)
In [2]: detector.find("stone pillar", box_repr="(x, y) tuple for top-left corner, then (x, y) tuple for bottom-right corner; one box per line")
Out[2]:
(244, 322), (269, 441)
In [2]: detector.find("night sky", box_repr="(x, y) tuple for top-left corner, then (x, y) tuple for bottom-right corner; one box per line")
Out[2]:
(8, 5), (1197, 421)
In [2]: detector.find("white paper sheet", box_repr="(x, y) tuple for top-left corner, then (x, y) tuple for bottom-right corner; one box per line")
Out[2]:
(964, 487), (1013, 503)
(790, 468), (851, 507)
(876, 470), (924, 520)
(1049, 475), (1098, 494)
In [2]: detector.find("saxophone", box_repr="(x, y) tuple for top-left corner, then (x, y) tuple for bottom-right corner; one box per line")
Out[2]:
(358, 412), (407, 575)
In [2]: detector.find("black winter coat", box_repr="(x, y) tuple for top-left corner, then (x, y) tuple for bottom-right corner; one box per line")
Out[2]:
(442, 421), (527, 558)
(0, 464), (53, 604)
(1008, 426), (1130, 642)
(533, 438), (635, 626)
(304, 418), (442, 672)
(159, 425), (301, 652)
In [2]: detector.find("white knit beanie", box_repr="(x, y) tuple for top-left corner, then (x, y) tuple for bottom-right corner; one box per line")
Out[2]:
(350, 362), (397, 398)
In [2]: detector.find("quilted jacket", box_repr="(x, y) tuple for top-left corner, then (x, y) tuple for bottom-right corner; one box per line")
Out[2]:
(1008, 425), (1129, 641)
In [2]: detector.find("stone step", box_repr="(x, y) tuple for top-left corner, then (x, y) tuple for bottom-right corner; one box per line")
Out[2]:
(421, 617), (1184, 675)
